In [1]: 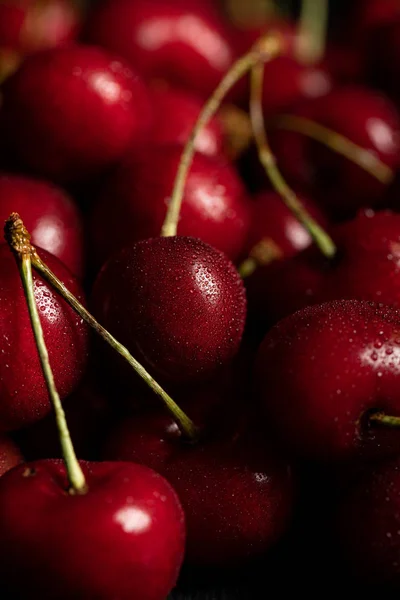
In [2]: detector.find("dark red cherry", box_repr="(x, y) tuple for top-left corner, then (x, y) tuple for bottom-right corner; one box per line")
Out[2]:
(0, 460), (185, 599)
(92, 236), (246, 384)
(0, 244), (88, 431)
(256, 299), (400, 462)
(0, 44), (153, 182)
(149, 84), (224, 156)
(103, 414), (293, 566)
(89, 145), (251, 267)
(0, 173), (84, 277)
(0, 435), (22, 476)
(84, 0), (236, 99)
(337, 457), (400, 585)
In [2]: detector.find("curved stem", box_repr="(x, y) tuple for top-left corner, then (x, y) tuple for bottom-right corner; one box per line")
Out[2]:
(4, 214), (198, 441)
(5, 228), (87, 493)
(369, 412), (400, 428)
(271, 115), (394, 185)
(161, 35), (282, 238)
(296, 0), (329, 65)
(250, 62), (336, 259)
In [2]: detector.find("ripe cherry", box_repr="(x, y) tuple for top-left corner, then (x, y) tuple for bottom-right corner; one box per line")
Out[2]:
(89, 144), (251, 268)
(0, 44), (153, 182)
(0, 460), (185, 599)
(256, 299), (400, 462)
(92, 235), (246, 384)
(0, 173), (84, 277)
(0, 435), (22, 477)
(0, 244), (88, 431)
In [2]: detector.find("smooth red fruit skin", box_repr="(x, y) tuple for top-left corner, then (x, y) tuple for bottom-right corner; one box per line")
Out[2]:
(103, 416), (293, 566)
(0, 435), (22, 476)
(149, 84), (224, 156)
(0, 460), (185, 599)
(0, 44), (153, 182)
(92, 236), (246, 384)
(0, 173), (84, 277)
(337, 458), (400, 585)
(89, 145), (251, 268)
(256, 300), (400, 462)
(0, 244), (88, 431)
(83, 0), (236, 98)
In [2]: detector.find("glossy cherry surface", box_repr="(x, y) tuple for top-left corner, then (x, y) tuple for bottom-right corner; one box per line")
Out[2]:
(0, 460), (185, 599)
(92, 236), (246, 384)
(256, 299), (400, 462)
(0, 44), (153, 182)
(0, 173), (84, 277)
(0, 244), (88, 431)
(90, 144), (251, 267)
(0, 435), (22, 477)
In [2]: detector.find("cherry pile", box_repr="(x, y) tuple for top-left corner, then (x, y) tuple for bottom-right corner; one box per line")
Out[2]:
(2, 0), (400, 598)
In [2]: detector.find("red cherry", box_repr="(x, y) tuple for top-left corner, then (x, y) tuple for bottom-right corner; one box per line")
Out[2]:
(92, 236), (246, 384)
(337, 457), (400, 585)
(0, 459), (185, 599)
(0, 435), (22, 476)
(83, 0), (236, 98)
(149, 84), (224, 156)
(89, 146), (251, 267)
(103, 414), (293, 566)
(0, 173), (84, 277)
(256, 299), (400, 462)
(0, 244), (88, 431)
(0, 44), (153, 182)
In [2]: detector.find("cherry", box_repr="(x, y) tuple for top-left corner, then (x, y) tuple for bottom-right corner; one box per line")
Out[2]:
(89, 144), (251, 268)
(0, 460), (185, 599)
(0, 435), (22, 477)
(337, 457), (400, 585)
(0, 44), (153, 182)
(149, 84), (224, 156)
(0, 0), (81, 80)
(0, 243), (88, 431)
(0, 173), (84, 277)
(256, 299), (400, 462)
(92, 236), (246, 384)
(83, 0), (236, 99)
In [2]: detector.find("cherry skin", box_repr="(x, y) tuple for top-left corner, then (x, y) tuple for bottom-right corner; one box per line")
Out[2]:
(92, 236), (246, 384)
(337, 457), (400, 585)
(256, 299), (400, 462)
(0, 460), (185, 599)
(0, 244), (88, 431)
(89, 145), (251, 268)
(0, 173), (84, 277)
(0, 44), (153, 182)
(84, 0), (236, 99)
(0, 435), (22, 477)
(103, 414), (294, 566)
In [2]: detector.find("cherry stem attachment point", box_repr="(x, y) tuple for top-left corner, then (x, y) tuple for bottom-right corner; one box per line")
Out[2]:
(4, 214), (199, 442)
(271, 114), (394, 185)
(369, 412), (400, 429)
(296, 0), (329, 65)
(250, 61), (336, 259)
(161, 34), (283, 238)
(4, 215), (87, 495)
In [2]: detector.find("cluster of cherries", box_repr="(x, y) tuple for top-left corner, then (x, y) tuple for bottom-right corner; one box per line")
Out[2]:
(2, 0), (400, 597)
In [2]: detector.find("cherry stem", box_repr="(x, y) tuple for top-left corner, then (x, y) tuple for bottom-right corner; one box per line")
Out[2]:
(4, 217), (87, 494)
(369, 412), (400, 428)
(250, 62), (336, 259)
(271, 114), (394, 185)
(161, 34), (283, 238)
(296, 0), (329, 65)
(4, 214), (198, 442)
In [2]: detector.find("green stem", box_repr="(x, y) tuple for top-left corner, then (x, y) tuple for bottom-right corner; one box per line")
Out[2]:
(19, 255), (87, 494)
(369, 412), (400, 428)
(161, 35), (282, 238)
(296, 0), (329, 65)
(250, 62), (336, 259)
